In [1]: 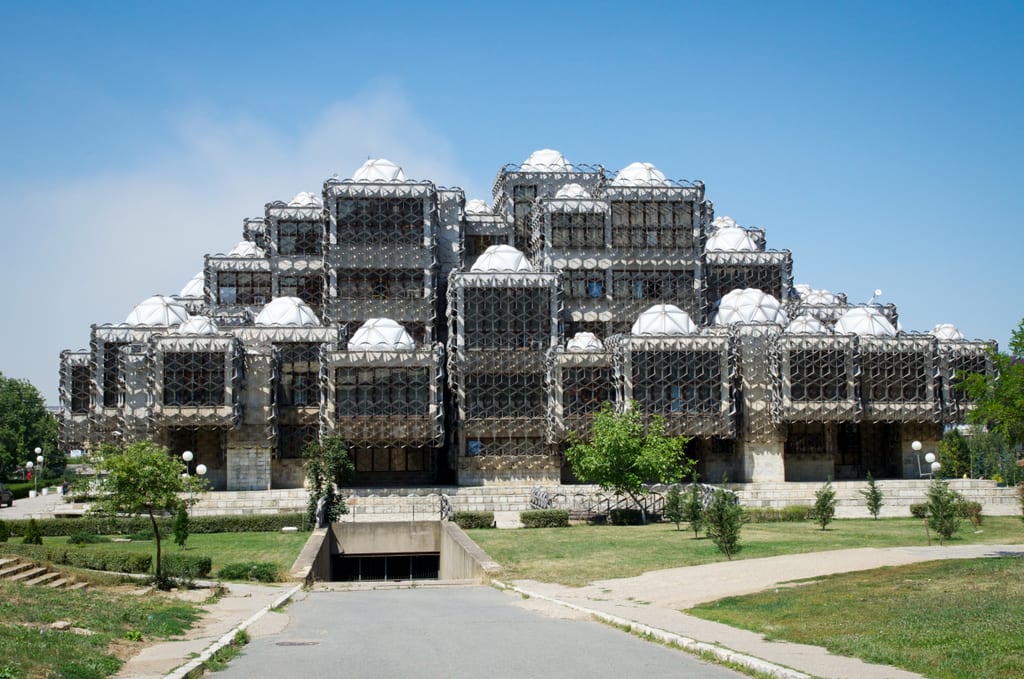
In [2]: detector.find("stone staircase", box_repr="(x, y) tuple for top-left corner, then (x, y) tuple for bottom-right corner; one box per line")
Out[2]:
(0, 557), (87, 590)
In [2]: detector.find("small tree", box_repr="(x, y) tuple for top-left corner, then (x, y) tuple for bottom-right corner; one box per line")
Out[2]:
(22, 518), (43, 545)
(173, 504), (190, 550)
(860, 471), (884, 519)
(92, 441), (207, 580)
(938, 429), (971, 479)
(811, 477), (836, 530)
(304, 437), (354, 527)
(566, 402), (692, 524)
(663, 485), (684, 530)
(0, 519), (8, 542)
(926, 478), (961, 544)
(682, 473), (705, 539)
(705, 480), (742, 560)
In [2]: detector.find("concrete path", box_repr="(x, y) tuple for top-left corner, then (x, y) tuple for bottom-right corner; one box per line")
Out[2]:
(507, 544), (1024, 679)
(0, 489), (65, 519)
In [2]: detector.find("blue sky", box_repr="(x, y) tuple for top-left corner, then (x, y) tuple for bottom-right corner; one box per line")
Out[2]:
(1, 1), (1021, 405)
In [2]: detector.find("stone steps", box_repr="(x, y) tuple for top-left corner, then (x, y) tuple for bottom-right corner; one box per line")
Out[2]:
(0, 558), (79, 589)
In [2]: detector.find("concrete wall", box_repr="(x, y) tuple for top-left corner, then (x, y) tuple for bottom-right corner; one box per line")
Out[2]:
(439, 521), (501, 581)
(332, 521), (440, 556)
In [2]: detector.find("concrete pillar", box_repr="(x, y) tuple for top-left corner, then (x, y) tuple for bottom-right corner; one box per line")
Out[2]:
(226, 446), (272, 490)
(739, 439), (785, 482)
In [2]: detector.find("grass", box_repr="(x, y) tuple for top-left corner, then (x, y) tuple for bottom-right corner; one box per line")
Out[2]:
(688, 557), (1024, 679)
(0, 578), (201, 679)
(467, 516), (1024, 586)
(47, 530), (310, 578)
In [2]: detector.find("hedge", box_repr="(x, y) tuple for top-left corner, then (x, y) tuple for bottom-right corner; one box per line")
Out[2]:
(909, 503), (928, 518)
(609, 509), (661, 525)
(520, 510), (569, 528)
(162, 553), (213, 578)
(744, 506), (812, 523)
(218, 561), (282, 582)
(2, 513), (310, 538)
(0, 542), (152, 573)
(454, 511), (494, 529)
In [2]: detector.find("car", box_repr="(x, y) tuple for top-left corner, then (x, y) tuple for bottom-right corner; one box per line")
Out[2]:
(0, 483), (12, 507)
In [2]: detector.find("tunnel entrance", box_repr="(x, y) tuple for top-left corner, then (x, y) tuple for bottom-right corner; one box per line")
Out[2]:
(332, 552), (440, 582)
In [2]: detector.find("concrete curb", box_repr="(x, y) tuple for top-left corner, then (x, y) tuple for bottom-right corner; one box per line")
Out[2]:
(164, 583), (303, 679)
(492, 579), (809, 679)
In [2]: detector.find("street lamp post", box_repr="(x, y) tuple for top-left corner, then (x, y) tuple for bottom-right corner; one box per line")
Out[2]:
(26, 461), (34, 496)
(182, 450), (193, 477)
(35, 448), (44, 494)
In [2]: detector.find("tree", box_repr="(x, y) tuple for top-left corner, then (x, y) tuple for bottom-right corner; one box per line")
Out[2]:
(811, 477), (836, 530)
(663, 485), (684, 530)
(926, 478), (961, 545)
(682, 472), (705, 539)
(566, 402), (692, 524)
(960, 318), (1024, 453)
(860, 471), (884, 519)
(92, 441), (206, 579)
(938, 429), (971, 479)
(22, 518), (42, 545)
(173, 504), (190, 550)
(965, 428), (1016, 485)
(0, 373), (59, 479)
(304, 437), (354, 527)
(705, 481), (743, 559)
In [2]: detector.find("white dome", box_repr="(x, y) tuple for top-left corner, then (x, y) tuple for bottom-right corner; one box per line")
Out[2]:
(176, 316), (218, 335)
(631, 304), (698, 336)
(228, 241), (266, 258)
(834, 307), (897, 337)
(470, 244), (533, 272)
(802, 289), (841, 305)
(521, 149), (572, 172)
(125, 296), (190, 326)
(932, 323), (965, 341)
(352, 158), (407, 182)
(611, 162), (670, 187)
(179, 272), (204, 298)
(793, 283), (813, 298)
(554, 183), (591, 199)
(348, 318), (415, 351)
(288, 191), (321, 208)
(711, 216), (739, 230)
(786, 315), (830, 334)
(465, 199), (490, 215)
(254, 297), (321, 326)
(566, 332), (604, 351)
(714, 288), (789, 326)
(706, 227), (758, 252)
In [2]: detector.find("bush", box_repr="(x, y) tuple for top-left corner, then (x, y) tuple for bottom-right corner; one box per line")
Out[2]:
(682, 481), (705, 538)
(520, 510), (569, 528)
(173, 504), (190, 550)
(218, 561), (282, 582)
(860, 471), (884, 519)
(67, 532), (111, 545)
(162, 553), (213, 578)
(1, 512), (310, 538)
(955, 500), (983, 526)
(705, 487), (743, 560)
(909, 503), (929, 519)
(744, 506), (811, 523)
(454, 511), (494, 529)
(811, 478), (837, 530)
(927, 479), (961, 544)
(663, 486), (685, 530)
(0, 542), (152, 573)
(0, 520), (7, 543)
(22, 518), (43, 545)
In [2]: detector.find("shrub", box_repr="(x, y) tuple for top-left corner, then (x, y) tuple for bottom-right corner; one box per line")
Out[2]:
(705, 486), (743, 560)
(1018, 481), (1024, 522)
(218, 561), (282, 582)
(67, 532), (111, 545)
(744, 506), (811, 523)
(162, 553), (213, 578)
(909, 503), (929, 519)
(22, 518), (43, 545)
(2, 512), (310, 538)
(860, 471), (884, 519)
(0, 542), (152, 573)
(173, 504), (190, 550)
(0, 520), (7, 543)
(609, 508), (645, 525)
(682, 481), (705, 538)
(520, 510), (569, 528)
(454, 511), (494, 529)
(927, 479), (961, 544)
(955, 500), (983, 526)
(662, 486), (684, 530)
(811, 478), (837, 531)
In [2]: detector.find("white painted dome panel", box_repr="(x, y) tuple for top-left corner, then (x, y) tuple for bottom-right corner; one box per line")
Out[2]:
(348, 318), (415, 351)
(714, 288), (789, 326)
(802, 289), (840, 305)
(470, 244), (534, 272)
(288, 191), (322, 208)
(566, 332), (604, 351)
(254, 297), (321, 326)
(179, 272), (204, 298)
(932, 323), (965, 340)
(834, 307), (897, 337)
(126, 296), (190, 326)
(631, 304), (697, 336)
(786, 316), (830, 334)
(706, 227), (758, 252)
(176, 316), (218, 335)
(465, 199), (490, 215)
(711, 216), (739, 230)
(610, 162), (670, 187)
(228, 241), (267, 258)
(352, 158), (407, 182)
(522, 149), (572, 172)
(554, 183), (591, 199)
(793, 283), (813, 298)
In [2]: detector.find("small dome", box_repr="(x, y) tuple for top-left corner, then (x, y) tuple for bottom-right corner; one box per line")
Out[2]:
(631, 304), (698, 336)
(176, 316), (218, 335)
(611, 162), (670, 187)
(288, 191), (321, 208)
(465, 199), (490, 215)
(554, 183), (591, 199)
(566, 332), (604, 351)
(179, 272), (204, 298)
(802, 289), (840, 305)
(126, 296), (190, 326)
(706, 227), (758, 252)
(786, 316), (830, 334)
(228, 241), (267, 258)
(352, 158), (407, 182)
(714, 289), (789, 326)
(793, 283), (813, 298)
(254, 297), (320, 326)
(834, 307), (897, 337)
(711, 216), (739, 230)
(521, 149), (572, 172)
(348, 318), (415, 351)
(470, 244), (533, 272)
(932, 323), (965, 341)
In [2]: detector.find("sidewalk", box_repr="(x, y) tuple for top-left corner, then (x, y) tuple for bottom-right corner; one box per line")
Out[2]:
(0, 489), (65, 519)
(504, 544), (1024, 679)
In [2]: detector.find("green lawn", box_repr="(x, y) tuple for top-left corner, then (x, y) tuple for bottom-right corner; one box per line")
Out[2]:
(48, 531), (311, 578)
(467, 516), (1024, 586)
(689, 557), (1024, 679)
(0, 578), (201, 679)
